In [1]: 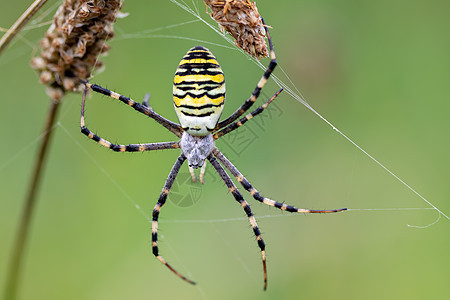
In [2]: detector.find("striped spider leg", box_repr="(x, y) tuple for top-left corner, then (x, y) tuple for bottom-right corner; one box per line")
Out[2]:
(213, 88), (283, 140)
(80, 86), (180, 152)
(212, 147), (347, 214)
(79, 14), (346, 290)
(133, 87), (196, 282)
(81, 85), (196, 284)
(205, 90), (345, 291)
(151, 154), (196, 285)
(81, 80), (183, 138)
(210, 88), (346, 212)
(214, 18), (277, 131)
(208, 155), (268, 290)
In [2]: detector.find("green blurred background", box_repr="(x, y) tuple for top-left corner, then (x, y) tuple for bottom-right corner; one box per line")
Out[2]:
(1, 0), (449, 299)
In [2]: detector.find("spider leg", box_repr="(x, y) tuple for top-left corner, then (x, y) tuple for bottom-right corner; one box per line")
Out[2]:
(81, 87), (180, 152)
(81, 81), (182, 137)
(208, 155), (268, 290)
(152, 154), (196, 285)
(213, 148), (347, 213)
(213, 88), (283, 140)
(215, 18), (277, 130)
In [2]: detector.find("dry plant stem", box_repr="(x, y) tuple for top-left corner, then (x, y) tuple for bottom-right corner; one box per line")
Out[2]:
(4, 2), (122, 298)
(3, 100), (61, 300)
(0, 0), (48, 55)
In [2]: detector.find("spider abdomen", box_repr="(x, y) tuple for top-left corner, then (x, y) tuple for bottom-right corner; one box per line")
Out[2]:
(173, 46), (225, 136)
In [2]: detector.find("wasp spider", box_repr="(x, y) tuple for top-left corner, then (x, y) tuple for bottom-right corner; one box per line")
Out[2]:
(80, 24), (346, 290)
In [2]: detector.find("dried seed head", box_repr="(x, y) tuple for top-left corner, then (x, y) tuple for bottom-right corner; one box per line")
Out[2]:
(202, 0), (268, 59)
(30, 0), (123, 101)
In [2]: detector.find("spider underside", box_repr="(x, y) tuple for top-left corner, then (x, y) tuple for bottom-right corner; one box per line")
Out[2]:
(80, 23), (346, 290)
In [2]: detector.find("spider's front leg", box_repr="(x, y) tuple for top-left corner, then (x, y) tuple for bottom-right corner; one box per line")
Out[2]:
(213, 148), (347, 214)
(80, 86), (180, 152)
(215, 18), (278, 130)
(213, 88), (283, 140)
(81, 80), (183, 137)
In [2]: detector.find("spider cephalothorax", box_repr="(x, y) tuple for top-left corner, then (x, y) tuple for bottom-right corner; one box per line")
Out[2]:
(179, 132), (214, 168)
(80, 23), (346, 290)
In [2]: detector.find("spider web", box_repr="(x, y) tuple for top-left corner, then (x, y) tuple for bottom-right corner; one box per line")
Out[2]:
(1, 1), (449, 299)
(2, 0), (445, 225)
(151, 0), (449, 228)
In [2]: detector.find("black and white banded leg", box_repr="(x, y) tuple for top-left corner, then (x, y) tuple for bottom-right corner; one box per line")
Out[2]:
(81, 87), (180, 152)
(213, 148), (347, 214)
(151, 154), (196, 285)
(215, 18), (278, 131)
(213, 88), (283, 140)
(208, 155), (268, 290)
(82, 81), (183, 137)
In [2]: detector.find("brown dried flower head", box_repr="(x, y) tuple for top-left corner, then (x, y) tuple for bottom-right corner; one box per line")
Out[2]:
(203, 0), (268, 59)
(31, 0), (123, 101)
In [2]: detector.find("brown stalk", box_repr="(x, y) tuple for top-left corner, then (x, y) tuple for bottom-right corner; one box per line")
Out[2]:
(3, 100), (60, 300)
(0, 0), (48, 55)
(3, 1), (123, 299)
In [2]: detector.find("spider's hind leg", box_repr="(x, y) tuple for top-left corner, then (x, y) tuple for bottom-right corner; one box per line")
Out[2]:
(208, 155), (268, 290)
(213, 148), (347, 214)
(151, 154), (196, 285)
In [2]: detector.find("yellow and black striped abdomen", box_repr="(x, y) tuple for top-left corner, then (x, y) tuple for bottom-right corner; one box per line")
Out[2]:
(173, 46), (225, 136)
